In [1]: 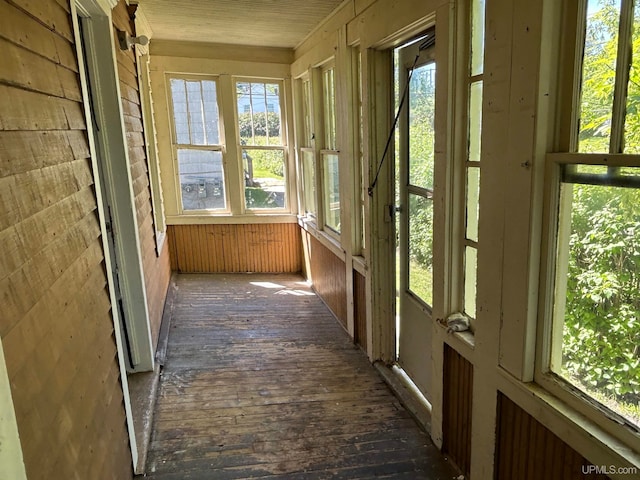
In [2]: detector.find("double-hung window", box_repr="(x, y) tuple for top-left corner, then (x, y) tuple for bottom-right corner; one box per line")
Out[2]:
(299, 76), (317, 218)
(320, 65), (341, 235)
(169, 77), (225, 212)
(235, 80), (287, 211)
(167, 75), (292, 217)
(540, 0), (640, 441)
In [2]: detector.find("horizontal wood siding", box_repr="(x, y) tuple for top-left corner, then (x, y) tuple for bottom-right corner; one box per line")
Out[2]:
(305, 232), (347, 328)
(113, 0), (171, 350)
(353, 269), (367, 350)
(0, 0), (131, 478)
(167, 223), (302, 273)
(442, 344), (473, 477)
(495, 393), (611, 480)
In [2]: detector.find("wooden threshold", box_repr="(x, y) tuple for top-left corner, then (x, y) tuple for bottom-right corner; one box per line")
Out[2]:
(140, 273), (458, 479)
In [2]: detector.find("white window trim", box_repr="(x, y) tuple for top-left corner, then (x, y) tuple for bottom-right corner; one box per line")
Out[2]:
(166, 74), (229, 214)
(233, 77), (291, 215)
(534, 0), (640, 455)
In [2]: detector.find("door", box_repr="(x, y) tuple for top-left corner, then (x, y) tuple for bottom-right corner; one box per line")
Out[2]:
(396, 32), (437, 401)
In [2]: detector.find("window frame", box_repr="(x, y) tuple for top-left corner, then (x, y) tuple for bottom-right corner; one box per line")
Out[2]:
(166, 74), (228, 215)
(536, 0), (640, 450)
(297, 74), (318, 220)
(165, 73), (295, 218)
(318, 62), (341, 238)
(233, 77), (290, 214)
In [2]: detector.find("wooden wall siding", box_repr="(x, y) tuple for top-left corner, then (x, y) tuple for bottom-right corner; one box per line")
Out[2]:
(353, 269), (367, 350)
(113, 0), (171, 349)
(0, 0), (132, 478)
(442, 344), (473, 477)
(495, 393), (611, 480)
(167, 223), (302, 273)
(305, 232), (348, 328)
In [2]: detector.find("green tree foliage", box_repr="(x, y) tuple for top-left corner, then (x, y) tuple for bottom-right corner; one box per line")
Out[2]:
(562, 0), (640, 418)
(407, 65), (436, 275)
(238, 112), (281, 140)
(563, 184), (640, 405)
(578, 0), (640, 153)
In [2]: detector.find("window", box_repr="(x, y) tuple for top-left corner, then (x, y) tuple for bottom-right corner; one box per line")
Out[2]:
(169, 78), (225, 212)
(167, 75), (291, 216)
(321, 65), (341, 234)
(236, 81), (287, 211)
(354, 49), (366, 255)
(299, 76), (317, 218)
(541, 0), (640, 439)
(461, 0), (485, 323)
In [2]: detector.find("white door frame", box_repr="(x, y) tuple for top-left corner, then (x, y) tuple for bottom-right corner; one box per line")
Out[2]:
(71, 0), (152, 469)
(72, 0), (154, 374)
(0, 338), (27, 480)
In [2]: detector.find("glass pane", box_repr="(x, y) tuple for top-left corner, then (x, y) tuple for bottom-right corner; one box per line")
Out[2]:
(202, 81), (220, 144)
(623, 1), (640, 153)
(408, 193), (433, 306)
(468, 81), (483, 162)
(409, 62), (436, 189)
(323, 68), (337, 150)
(553, 181), (640, 428)
(466, 166), (480, 242)
(243, 148), (286, 210)
(575, 164), (608, 175)
(322, 153), (340, 232)
(237, 82), (282, 146)
(302, 79), (312, 146)
(470, 0), (485, 76)
(186, 81), (205, 145)
(464, 246), (478, 318)
(177, 149), (225, 210)
(577, 0), (622, 153)
(170, 79), (190, 144)
(301, 150), (316, 216)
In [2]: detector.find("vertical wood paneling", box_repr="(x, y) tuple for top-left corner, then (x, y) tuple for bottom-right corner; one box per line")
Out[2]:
(353, 269), (367, 350)
(305, 232), (348, 328)
(0, 0), (131, 478)
(495, 393), (611, 480)
(112, 0), (171, 349)
(167, 223), (302, 273)
(442, 344), (473, 477)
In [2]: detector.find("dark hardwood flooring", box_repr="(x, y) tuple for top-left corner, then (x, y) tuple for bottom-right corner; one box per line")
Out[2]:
(142, 273), (458, 479)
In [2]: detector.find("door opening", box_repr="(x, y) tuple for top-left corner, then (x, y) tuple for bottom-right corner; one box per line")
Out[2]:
(394, 30), (437, 402)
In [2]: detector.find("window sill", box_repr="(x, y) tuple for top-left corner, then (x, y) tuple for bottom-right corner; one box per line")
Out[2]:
(436, 314), (476, 355)
(298, 216), (346, 261)
(498, 368), (640, 476)
(352, 255), (367, 275)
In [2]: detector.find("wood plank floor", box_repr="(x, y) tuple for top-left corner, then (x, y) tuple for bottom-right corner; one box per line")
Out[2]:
(142, 273), (458, 479)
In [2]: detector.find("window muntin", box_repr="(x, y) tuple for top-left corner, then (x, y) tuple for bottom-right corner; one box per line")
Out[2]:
(235, 80), (287, 211)
(169, 78), (226, 212)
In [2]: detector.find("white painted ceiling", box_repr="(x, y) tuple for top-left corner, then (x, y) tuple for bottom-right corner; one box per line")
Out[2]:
(139, 0), (346, 48)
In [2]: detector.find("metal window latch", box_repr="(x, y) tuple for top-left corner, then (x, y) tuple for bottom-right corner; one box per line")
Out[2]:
(384, 204), (400, 222)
